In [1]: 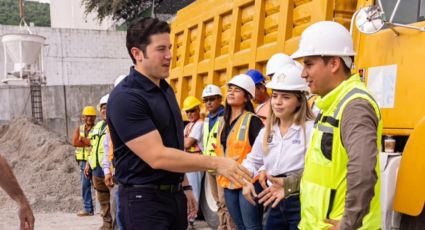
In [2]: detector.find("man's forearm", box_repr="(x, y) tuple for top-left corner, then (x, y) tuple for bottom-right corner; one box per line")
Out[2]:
(0, 155), (29, 206)
(152, 146), (218, 173)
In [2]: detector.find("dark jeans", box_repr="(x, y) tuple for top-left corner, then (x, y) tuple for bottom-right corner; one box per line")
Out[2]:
(223, 182), (263, 230)
(79, 160), (93, 213)
(119, 185), (188, 230)
(265, 195), (301, 230)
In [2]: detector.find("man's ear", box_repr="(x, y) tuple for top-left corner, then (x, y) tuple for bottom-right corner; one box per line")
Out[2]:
(131, 47), (144, 63)
(329, 57), (342, 74)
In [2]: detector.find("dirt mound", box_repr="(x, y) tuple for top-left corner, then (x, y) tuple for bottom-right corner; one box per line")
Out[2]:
(0, 117), (81, 212)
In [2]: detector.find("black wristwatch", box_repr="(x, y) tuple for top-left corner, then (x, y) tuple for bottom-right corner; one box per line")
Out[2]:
(183, 185), (193, 191)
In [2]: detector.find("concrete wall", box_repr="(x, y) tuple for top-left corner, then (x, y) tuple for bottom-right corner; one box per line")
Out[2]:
(0, 25), (132, 140)
(0, 84), (112, 140)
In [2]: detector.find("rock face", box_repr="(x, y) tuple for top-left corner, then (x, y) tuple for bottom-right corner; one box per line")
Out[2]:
(0, 117), (81, 212)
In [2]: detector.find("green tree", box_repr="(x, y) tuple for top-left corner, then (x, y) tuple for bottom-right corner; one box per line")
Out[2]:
(0, 0), (50, 27)
(81, 0), (161, 24)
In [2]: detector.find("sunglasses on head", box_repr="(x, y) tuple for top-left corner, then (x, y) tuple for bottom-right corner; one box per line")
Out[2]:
(185, 108), (197, 114)
(203, 96), (218, 103)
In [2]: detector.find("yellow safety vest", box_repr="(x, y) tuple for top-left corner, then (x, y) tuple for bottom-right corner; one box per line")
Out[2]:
(203, 117), (220, 157)
(88, 120), (107, 170)
(216, 111), (254, 189)
(299, 74), (382, 230)
(75, 125), (92, 161)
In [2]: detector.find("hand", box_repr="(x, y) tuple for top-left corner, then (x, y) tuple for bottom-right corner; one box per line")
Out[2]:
(104, 173), (114, 187)
(258, 170), (267, 189)
(325, 219), (340, 230)
(242, 182), (257, 206)
(215, 157), (251, 186)
(185, 190), (198, 220)
(257, 176), (285, 208)
(18, 202), (34, 230)
(84, 163), (90, 177)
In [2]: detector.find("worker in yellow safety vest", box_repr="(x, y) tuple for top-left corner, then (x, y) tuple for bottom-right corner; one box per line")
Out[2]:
(292, 21), (382, 229)
(72, 105), (96, 216)
(201, 84), (236, 230)
(85, 94), (112, 230)
(215, 74), (264, 230)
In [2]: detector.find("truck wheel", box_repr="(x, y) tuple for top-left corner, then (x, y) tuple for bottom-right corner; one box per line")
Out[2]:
(200, 173), (219, 229)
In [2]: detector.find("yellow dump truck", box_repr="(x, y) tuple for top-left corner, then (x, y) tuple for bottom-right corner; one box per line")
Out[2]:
(170, 0), (425, 228)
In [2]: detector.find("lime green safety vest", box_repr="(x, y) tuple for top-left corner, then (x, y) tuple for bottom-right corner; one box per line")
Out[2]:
(299, 74), (382, 230)
(88, 120), (107, 170)
(75, 125), (92, 161)
(203, 117), (220, 157)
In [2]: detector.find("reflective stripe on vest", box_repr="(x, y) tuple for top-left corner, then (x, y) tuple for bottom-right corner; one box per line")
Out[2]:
(299, 74), (382, 230)
(203, 117), (220, 157)
(88, 120), (107, 170)
(75, 125), (92, 161)
(216, 112), (253, 189)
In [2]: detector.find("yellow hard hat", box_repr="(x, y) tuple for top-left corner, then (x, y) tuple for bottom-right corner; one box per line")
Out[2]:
(82, 106), (97, 116)
(182, 96), (201, 111)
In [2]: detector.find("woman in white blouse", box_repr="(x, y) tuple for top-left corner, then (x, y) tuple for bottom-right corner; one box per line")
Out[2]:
(241, 63), (315, 230)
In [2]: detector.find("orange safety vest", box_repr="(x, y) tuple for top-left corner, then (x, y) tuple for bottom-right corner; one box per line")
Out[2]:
(216, 111), (254, 189)
(184, 120), (203, 153)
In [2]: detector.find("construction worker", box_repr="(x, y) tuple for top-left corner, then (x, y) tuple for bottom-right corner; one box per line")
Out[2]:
(72, 105), (96, 216)
(292, 21), (382, 229)
(102, 74), (126, 230)
(242, 64), (315, 229)
(85, 94), (112, 230)
(202, 84), (236, 230)
(216, 74), (264, 230)
(0, 154), (34, 230)
(182, 96), (204, 227)
(107, 17), (251, 229)
(246, 69), (270, 125)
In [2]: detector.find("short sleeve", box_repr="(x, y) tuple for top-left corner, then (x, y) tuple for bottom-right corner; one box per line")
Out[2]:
(108, 91), (157, 143)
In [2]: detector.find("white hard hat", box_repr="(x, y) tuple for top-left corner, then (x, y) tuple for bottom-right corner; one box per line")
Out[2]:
(97, 94), (109, 111)
(228, 74), (255, 98)
(114, 74), (127, 87)
(266, 64), (308, 92)
(291, 21), (356, 60)
(202, 84), (222, 98)
(266, 53), (295, 76)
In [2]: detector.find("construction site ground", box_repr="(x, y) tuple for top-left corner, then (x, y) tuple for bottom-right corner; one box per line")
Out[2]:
(0, 117), (211, 229)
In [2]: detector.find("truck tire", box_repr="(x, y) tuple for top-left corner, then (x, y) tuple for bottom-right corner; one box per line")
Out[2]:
(200, 173), (219, 229)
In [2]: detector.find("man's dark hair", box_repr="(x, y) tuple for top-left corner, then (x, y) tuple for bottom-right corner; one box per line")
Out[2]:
(321, 56), (353, 76)
(126, 17), (171, 64)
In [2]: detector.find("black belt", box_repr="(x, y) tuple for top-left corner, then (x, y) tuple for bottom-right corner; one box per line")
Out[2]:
(123, 183), (182, 192)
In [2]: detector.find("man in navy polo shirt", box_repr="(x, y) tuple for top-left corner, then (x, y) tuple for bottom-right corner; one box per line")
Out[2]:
(107, 17), (252, 229)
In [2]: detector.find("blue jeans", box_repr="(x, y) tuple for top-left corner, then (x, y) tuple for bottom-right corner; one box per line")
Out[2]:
(265, 195), (301, 230)
(224, 182), (263, 230)
(79, 160), (93, 213)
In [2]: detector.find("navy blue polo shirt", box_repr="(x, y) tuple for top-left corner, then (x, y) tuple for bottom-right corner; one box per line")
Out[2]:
(107, 67), (184, 185)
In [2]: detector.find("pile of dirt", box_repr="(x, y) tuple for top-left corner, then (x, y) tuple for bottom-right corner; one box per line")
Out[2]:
(0, 117), (81, 212)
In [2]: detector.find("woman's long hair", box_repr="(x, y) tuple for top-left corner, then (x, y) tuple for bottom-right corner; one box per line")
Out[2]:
(223, 86), (255, 132)
(262, 90), (315, 154)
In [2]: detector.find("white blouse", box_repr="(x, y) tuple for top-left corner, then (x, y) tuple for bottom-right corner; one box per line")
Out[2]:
(242, 120), (314, 177)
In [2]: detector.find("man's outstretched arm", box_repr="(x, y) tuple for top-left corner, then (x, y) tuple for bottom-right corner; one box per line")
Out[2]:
(0, 155), (34, 230)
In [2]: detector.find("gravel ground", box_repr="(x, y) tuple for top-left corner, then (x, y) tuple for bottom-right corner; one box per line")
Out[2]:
(0, 210), (212, 230)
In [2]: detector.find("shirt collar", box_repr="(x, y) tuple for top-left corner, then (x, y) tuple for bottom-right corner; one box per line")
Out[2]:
(129, 66), (169, 92)
(208, 105), (224, 119)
